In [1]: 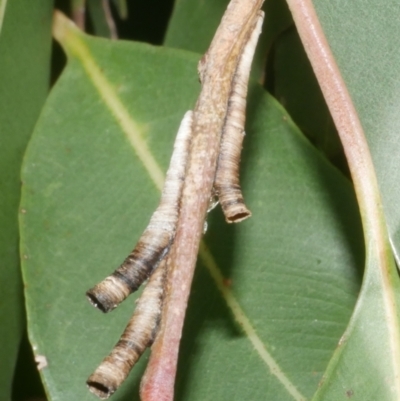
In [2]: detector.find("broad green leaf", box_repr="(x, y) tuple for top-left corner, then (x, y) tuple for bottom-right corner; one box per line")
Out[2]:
(283, 1), (400, 400)
(20, 15), (363, 401)
(0, 0), (52, 399)
(273, 27), (344, 172)
(164, 0), (229, 53)
(164, 0), (293, 81)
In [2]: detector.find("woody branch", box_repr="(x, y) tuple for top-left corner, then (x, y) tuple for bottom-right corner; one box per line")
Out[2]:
(140, 1), (264, 400)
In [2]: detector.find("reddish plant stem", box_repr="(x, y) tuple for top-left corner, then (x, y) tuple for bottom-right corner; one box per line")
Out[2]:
(286, 0), (400, 390)
(285, 0), (384, 243)
(71, 0), (86, 30)
(139, 1), (264, 400)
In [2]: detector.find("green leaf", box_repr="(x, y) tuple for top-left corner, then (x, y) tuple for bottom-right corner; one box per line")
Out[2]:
(164, 0), (293, 81)
(20, 15), (363, 401)
(282, 1), (400, 400)
(311, 0), (400, 269)
(272, 27), (344, 170)
(0, 0), (52, 399)
(165, 0), (229, 53)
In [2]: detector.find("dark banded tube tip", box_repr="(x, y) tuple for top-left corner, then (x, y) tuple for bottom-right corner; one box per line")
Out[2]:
(86, 276), (131, 313)
(87, 364), (120, 400)
(219, 194), (252, 223)
(226, 207), (252, 223)
(215, 184), (252, 224)
(86, 291), (113, 314)
(87, 378), (115, 400)
(87, 353), (133, 399)
(225, 204), (252, 223)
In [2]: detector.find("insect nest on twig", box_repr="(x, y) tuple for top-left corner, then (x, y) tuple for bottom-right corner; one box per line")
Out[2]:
(85, 3), (264, 399)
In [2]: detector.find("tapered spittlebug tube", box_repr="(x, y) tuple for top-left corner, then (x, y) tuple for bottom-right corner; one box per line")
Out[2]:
(87, 259), (167, 399)
(214, 12), (264, 223)
(86, 111), (193, 312)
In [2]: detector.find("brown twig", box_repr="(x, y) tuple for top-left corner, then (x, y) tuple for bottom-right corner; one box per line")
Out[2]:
(84, 0), (264, 398)
(101, 0), (118, 40)
(139, 2), (264, 400)
(71, 0), (86, 30)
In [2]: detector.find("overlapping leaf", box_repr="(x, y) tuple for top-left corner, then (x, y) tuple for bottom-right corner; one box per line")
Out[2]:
(0, 0), (52, 399)
(272, 27), (343, 170)
(20, 16), (364, 401)
(282, 2), (400, 399)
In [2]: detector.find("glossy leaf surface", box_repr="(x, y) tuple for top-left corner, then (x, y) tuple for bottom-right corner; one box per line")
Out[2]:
(0, 0), (52, 399)
(20, 16), (363, 401)
(312, 0), (400, 262)
(285, 2), (400, 400)
(272, 27), (343, 170)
